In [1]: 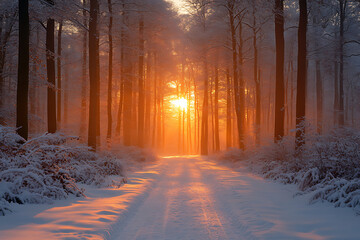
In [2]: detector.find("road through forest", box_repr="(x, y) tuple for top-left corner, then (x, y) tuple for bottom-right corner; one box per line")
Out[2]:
(110, 156), (359, 240)
(0, 156), (359, 240)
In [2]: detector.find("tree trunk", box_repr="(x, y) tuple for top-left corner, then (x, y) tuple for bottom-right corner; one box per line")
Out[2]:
(290, 60), (294, 132)
(16, 0), (29, 140)
(313, 8), (323, 134)
(187, 81), (192, 153)
(106, 0), (113, 141)
(315, 60), (322, 133)
(29, 25), (39, 134)
(228, 3), (244, 150)
(214, 66), (220, 152)
(256, 68), (261, 143)
(161, 88), (165, 151)
(88, 0), (100, 150)
(295, 0), (307, 149)
(132, 76), (138, 144)
(64, 57), (69, 127)
(137, 15), (145, 147)
(152, 53), (157, 147)
(116, 1), (125, 138)
(274, 0), (285, 142)
(0, 16), (5, 125)
(226, 68), (232, 149)
(285, 61), (289, 134)
(181, 61), (185, 153)
(334, 57), (339, 126)
(145, 52), (151, 144)
(1, 13), (16, 125)
(252, 5), (260, 146)
(338, 0), (346, 126)
(193, 72), (200, 152)
(56, 21), (62, 129)
(178, 83), (181, 153)
(123, 65), (133, 146)
(156, 72), (162, 150)
(210, 74), (215, 152)
(46, 18), (57, 134)
(200, 56), (208, 155)
(80, 0), (87, 140)
(238, 20), (245, 149)
(0, 15), (3, 125)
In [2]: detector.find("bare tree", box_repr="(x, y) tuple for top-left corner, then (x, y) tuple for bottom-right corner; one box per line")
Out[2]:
(138, 14), (145, 147)
(16, 0), (29, 140)
(106, 0), (113, 141)
(46, 15), (56, 133)
(274, 0), (285, 142)
(88, 0), (100, 150)
(56, 21), (62, 129)
(295, 0), (308, 149)
(80, 0), (87, 140)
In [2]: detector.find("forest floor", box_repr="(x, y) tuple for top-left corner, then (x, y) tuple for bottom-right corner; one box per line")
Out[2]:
(0, 156), (359, 240)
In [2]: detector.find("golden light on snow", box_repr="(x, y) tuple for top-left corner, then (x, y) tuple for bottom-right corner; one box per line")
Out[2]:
(171, 97), (188, 111)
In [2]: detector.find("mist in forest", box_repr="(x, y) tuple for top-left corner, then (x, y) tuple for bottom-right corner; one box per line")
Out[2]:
(1, 0), (360, 155)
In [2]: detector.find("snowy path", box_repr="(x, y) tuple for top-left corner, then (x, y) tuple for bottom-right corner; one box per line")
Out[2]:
(1, 156), (360, 240)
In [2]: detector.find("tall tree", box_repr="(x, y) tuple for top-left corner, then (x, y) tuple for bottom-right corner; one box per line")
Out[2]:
(333, 48), (339, 126)
(88, 0), (100, 150)
(251, 2), (260, 146)
(56, 21), (63, 128)
(313, 4), (323, 134)
(122, 7), (133, 146)
(226, 68), (232, 149)
(115, 0), (125, 138)
(63, 55), (69, 127)
(0, 9), (16, 125)
(144, 51), (151, 144)
(200, 56), (209, 155)
(106, 0), (113, 141)
(214, 66), (220, 152)
(338, 0), (346, 126)
(295, 0), (308, 149)
(274, 0), (285, 142)
(227, 0), (245, 150)
(238, 16), (245, 150)
(16, 0), (29, 140)
(80, 0), (87, 139)
(46, 16), (56, 133)
(123, 64), (133, 146)
(138, 14), (145, 147)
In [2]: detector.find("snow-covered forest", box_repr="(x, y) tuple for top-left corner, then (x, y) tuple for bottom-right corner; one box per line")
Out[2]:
(1, 0), (360, 239)
(1, 0), (359, 153)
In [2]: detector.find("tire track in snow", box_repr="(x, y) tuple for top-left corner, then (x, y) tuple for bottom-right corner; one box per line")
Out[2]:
(187, 162), (228, 240)
(104, 162), (165, 240)
(191, 158), (261, 240)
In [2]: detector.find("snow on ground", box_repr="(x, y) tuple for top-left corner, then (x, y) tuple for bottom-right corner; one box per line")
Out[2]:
(0, 126), (156, 215)
(1, 156), (359, 240)
(218, 128), (360, 214)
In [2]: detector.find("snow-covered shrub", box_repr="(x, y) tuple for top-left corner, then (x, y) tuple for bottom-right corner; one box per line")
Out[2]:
(220, 127), (360, 213)
(0, 130), (85, 215)
(0, 126), (25, 148)
(0, 126), (154, 215)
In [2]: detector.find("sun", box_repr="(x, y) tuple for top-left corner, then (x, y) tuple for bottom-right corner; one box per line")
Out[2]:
(171, 97), (187, 111)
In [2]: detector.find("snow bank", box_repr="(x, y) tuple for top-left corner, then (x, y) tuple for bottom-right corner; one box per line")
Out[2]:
(0, 126), (155, 216)
(219, 128), (360, 213)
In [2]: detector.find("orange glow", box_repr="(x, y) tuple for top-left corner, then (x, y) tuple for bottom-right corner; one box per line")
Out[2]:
(167, 81), (177, 88)
(170, 97), (187, 111)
